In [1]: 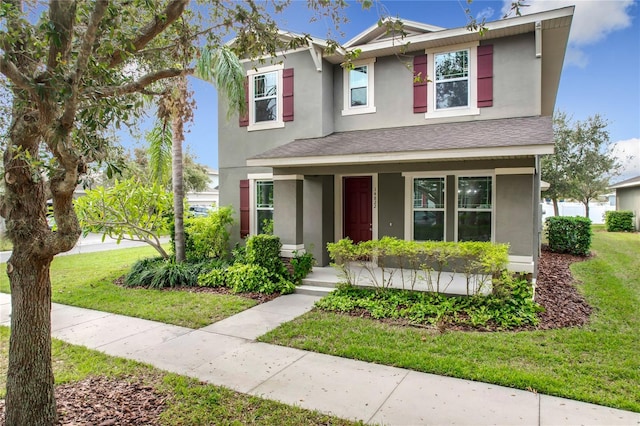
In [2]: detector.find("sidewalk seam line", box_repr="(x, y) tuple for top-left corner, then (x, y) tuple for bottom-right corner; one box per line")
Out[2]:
(246, 349), (309, 395)
(366, 369), (411, 424)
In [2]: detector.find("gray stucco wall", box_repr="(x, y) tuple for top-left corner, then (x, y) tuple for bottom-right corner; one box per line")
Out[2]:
(378, 173), (405, 239)
(332, 33), (540, 132)
(303, 176), (334, 265)
(495, 174), (535, 256)
(616, 186), (640, 230)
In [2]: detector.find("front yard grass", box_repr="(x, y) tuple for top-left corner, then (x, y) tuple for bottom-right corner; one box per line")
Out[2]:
(0, 246), (256, 328)
(0, 327), (358, 425)
(259, 229), (640, 412)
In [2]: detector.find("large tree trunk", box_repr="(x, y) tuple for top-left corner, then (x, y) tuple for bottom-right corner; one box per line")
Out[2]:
(5, 254), (56, 426)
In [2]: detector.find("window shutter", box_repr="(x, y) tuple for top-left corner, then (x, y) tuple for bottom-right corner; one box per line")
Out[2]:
(477, 45), (493, 108)
(283, 68), (294, 122)
(240, 179), (250, 238)
(239, 77), (249, 127)
(413, 55), (428, 113)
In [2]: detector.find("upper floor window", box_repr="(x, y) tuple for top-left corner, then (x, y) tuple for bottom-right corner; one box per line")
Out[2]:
(435, 50), (469, 110)
(247, 64), (285, 131)
(342, 58), (376, 116)
(253, 72), (278, 123)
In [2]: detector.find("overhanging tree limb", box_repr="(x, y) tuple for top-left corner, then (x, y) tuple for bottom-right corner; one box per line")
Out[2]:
(87, 68), (191, 98)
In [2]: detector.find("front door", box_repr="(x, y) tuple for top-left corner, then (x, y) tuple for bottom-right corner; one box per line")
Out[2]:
(343, 176), (372, 243)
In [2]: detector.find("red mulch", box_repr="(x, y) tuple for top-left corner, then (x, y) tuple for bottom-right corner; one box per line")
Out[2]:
(0, 248), (592, 423)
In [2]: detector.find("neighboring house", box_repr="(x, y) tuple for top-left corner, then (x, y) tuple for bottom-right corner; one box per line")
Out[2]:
(218, 7), (574, 277)
(609, 176), (640, 230)
(187, 167), (219, 209)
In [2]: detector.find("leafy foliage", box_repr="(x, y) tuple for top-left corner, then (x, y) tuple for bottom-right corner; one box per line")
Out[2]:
(180, 206), (234, 262)
(245, 234), (288, 277)
(316, 273), (539, 329)
(327, 237), (509, 294)
(124, 257), (200, 289)
(290, 251), (315, 284)
(75, 178), (172, 258)
(604, 210), (634, 232)
(545, 216), (592, 256)
(223, 263), (295, 294)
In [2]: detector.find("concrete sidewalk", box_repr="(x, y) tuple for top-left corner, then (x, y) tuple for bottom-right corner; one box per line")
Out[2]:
(0, 292), (637, 425)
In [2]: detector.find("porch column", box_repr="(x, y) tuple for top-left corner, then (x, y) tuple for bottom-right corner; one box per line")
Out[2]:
(273, 175), (304, 257)
(304, 176), (334, 266)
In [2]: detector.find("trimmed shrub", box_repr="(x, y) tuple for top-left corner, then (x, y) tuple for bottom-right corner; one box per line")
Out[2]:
(545, 216), (592, 256)
(198, 268), (227, 288)
(245, 234), (287, 277)
(605, 210), (634, 232)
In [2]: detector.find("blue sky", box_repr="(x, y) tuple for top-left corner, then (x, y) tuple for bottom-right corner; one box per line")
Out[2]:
(135, 0), (639, 181)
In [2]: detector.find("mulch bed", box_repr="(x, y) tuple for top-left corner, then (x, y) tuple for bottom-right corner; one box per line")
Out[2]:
(0, 248), (593, 423)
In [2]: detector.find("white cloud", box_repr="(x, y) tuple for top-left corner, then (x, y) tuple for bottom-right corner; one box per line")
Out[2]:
(611, 138), (640, 181)
(502, 0), (635, 67)
(476, 7), (495, 22)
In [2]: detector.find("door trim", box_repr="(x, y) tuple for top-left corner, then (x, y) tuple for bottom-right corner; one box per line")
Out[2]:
(334, 173), (378, 242)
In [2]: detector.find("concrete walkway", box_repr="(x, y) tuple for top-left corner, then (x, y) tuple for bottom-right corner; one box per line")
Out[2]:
(0, 292), (638, 425)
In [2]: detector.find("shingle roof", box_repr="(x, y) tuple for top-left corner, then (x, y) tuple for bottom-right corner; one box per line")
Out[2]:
(610, 175), (640, 189)
(250, 116), (553, 163)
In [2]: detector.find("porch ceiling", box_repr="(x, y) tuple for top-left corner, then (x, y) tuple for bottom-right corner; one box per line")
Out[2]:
(247, 116), (554, 168)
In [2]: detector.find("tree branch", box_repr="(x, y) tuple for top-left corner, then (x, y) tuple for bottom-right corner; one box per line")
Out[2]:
(47, 0), (76, 71)
(0, 57), (34, 95)
(108, 0), (189, 68)
(60, 0), (109, 131)
(87, 68), (191, 98)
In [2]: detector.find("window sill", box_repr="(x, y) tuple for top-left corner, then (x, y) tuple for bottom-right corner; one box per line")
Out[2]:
(341, 106), (377, 116)
(425, 107), (480, 119)
(247, 121), (285, 132)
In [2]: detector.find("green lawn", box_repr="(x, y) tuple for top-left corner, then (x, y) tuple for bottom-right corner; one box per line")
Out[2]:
(0, 246), (256, 328)
(0, 327), (359, 425)
(260, 229), (640, 412)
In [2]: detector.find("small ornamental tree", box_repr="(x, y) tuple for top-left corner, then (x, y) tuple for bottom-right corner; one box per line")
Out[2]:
(75, 178), (173, 258)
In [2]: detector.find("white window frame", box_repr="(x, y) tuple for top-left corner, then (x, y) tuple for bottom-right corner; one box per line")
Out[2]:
(411, 176), (446, 242)
(248, 173), (273, 235)
(403, 170), (495, 242)
(342, 58), (376, 116)
(455, 173), (495, 243)
(247, 64), (284, 131)
(425, 42), (480, 119)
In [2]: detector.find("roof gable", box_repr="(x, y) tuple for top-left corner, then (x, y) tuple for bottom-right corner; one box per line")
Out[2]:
(344, 18), (444, 48)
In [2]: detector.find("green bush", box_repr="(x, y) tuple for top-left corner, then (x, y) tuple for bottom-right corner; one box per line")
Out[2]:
(315, 273), (540, 329)
(198, 268), (227, 288)
(604, 210), (634, 232)
(125, 257), (200, 288)
(178, 206), (235, 262)
(545, 216), (592, 256)
(290, 250), (315, 284)
(245, 234), (287, 277)
(225, 263), (294, 294)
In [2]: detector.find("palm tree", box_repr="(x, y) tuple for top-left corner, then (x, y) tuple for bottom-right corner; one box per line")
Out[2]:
(149, 46), (246, 262)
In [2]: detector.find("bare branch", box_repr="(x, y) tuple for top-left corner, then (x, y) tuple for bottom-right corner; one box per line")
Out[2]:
(0, 57), (34, 95)
(108, 0), (189, 68)
(47, 1), (76, 71)
(61, 0), (109, 131)
(87, 68), (191, 98)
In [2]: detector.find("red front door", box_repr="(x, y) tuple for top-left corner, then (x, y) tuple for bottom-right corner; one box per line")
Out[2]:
(343, 176), (372, 243)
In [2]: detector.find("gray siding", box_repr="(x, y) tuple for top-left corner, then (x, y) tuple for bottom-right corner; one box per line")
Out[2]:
(616, 186), (640, 230)
(378, 173), (405, 239)
(495, 174), (535, 256)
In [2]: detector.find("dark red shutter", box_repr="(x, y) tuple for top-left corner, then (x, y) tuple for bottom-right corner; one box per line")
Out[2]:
(239, 179), (250, 238)
(477, 45), (493, 108)
(282, 68), (294, 122)
(413, 55), (428, 113)
(239, 77), (249, 127)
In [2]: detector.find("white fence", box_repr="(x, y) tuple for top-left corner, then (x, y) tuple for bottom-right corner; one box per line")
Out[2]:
(541, 202), (615, 224)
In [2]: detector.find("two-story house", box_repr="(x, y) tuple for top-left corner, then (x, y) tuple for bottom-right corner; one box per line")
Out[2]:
(218, 6), (574, 277)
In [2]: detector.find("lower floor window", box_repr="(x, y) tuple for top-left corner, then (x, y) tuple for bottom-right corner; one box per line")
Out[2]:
(256, 180), (273, 234)
(457, 176), (492, 242)
(413, 177), (445, 241)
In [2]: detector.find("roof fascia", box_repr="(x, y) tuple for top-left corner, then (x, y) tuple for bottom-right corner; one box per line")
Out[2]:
(331, 6), (574, 60)
(247, 144), (555, 168)
(344, 17), (445, 48)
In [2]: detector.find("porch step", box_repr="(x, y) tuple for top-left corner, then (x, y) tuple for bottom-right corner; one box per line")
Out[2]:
(295, 284), (335, 297)
(300, 278), (338, 288)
